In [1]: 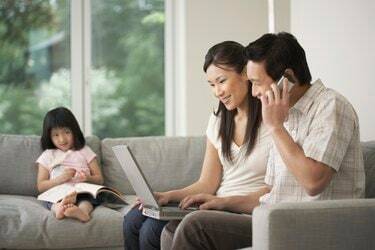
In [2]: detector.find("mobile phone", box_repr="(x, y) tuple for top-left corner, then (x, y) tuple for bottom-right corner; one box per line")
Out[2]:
(276, 76), (294, 92)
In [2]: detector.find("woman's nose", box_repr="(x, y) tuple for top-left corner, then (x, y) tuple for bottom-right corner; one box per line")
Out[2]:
(214, 86), (224, 97)
(252, 86), (259, 97)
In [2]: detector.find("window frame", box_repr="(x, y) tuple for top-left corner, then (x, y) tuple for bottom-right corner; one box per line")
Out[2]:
(71, 0), (169, 136)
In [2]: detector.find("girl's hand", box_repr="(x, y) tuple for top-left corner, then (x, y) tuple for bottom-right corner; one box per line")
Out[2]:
(75, 170), (89, 182)
(57, 168), (76, 183)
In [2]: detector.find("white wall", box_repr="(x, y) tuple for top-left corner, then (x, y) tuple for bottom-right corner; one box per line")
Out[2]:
(290, 0), (375, 140)
(173, 0), (268, 136)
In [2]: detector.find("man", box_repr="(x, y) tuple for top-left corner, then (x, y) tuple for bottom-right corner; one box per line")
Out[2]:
(161, 32), (365, 249)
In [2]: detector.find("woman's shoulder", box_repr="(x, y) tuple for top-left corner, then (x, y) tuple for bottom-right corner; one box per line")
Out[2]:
(206, 112), (221, 148)
(207, 112), (221, 127)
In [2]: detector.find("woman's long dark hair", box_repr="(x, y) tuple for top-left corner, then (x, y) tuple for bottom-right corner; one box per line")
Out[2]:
(204, 41), (262, 161)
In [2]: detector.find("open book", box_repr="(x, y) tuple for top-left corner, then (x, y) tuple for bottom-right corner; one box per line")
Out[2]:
(37, 183), (127, 208)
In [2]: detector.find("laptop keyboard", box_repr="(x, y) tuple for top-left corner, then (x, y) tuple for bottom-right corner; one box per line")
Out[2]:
(163, 204), (199, 211)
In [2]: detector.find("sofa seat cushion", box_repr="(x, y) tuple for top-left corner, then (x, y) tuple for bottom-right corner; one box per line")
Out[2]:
(0, 195), (125, 249)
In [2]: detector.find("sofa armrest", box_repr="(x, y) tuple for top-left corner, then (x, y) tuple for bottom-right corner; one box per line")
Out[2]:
(252, 199), (375, 250)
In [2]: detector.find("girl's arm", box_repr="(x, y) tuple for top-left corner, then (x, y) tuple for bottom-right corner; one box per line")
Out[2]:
(85, 158), (104, 185)
(37, 164), (75, 193)
(157, 138), (223, 204)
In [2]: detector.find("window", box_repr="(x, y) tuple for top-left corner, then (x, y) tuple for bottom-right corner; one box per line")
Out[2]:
(0, 0), (70, 135)
(0, 0), (165, 138)
(90, 0), (165, 138)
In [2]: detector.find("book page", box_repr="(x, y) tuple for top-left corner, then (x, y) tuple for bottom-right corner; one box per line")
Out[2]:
(37, 183), (75, 203)
(74, 182), (104, 197)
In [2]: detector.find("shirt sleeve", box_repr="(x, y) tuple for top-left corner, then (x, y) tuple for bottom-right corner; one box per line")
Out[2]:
(302, 96), (358, 171)
(264, 144), (275, 186)
(80, 146), (97, 164)
(36, 150), (53, 170)
(206, 113), (221, 149)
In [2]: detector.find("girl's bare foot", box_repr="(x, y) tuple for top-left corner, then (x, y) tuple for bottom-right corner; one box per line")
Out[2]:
(64, 204), (90, 222)
(61, 191), (77, 205)
(54, 203), (65, 220)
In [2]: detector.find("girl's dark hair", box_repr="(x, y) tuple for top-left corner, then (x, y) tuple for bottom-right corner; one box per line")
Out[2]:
(244, 32), (312, 85)
(204, 41), (262, 161)
(40, 107), (85, 151)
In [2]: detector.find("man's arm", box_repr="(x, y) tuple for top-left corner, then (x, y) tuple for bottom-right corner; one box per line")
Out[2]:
(271, 127), (335, 196)
(261, 83), (336, 196)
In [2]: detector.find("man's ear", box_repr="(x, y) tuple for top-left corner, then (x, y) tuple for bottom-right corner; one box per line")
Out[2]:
(284, 68), (298, 84)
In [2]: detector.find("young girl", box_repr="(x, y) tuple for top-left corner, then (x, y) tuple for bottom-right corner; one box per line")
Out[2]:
(36, 107), (104, 222)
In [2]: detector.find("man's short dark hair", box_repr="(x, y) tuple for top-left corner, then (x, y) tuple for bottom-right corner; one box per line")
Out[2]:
(244, 32), (312, 85)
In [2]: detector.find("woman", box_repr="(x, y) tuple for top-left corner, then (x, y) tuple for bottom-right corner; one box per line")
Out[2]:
(123, 41), (270, 250)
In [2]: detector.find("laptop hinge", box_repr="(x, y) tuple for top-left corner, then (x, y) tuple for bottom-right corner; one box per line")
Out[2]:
(144, 205), (160, 210)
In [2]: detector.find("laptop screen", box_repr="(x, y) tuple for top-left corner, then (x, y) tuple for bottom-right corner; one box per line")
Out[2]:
(112, 145), (160, 209)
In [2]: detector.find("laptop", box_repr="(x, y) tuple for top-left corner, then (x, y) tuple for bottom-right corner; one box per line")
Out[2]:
(112, 145), (197, 220)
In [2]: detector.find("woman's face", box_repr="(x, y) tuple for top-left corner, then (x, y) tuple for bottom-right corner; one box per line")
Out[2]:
(206, 64), (249, 111)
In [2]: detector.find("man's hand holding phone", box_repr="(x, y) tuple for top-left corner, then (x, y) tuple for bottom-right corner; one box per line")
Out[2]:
(260, 76), (291, 132)
(277, 76), (294, 93)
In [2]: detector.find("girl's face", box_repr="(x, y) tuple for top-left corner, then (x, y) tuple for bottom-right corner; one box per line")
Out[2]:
(206, 64), (249, 111)
(50, 127), (74, 152)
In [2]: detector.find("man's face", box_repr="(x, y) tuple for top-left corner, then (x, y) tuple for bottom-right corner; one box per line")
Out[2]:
(246, 61), (275, 99)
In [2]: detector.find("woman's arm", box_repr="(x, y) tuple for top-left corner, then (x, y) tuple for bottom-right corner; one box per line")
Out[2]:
(179, 186), (271, 214)
(214, 186), (271, 213)
(157, 138), (223, 204)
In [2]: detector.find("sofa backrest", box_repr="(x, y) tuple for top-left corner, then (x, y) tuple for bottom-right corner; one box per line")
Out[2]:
(101, 136), (205, 195)
(1, 133), (374, 199)
(0, 134), (101, 196)
(362, 141), (375, 198)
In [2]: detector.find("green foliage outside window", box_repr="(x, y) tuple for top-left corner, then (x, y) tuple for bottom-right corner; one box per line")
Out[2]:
(0, 0), (165, 138)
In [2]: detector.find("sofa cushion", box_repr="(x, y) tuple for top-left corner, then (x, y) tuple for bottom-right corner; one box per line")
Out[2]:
(0, 134), (101, 196)
(362, 141), (375, 198)
(0, 194), (124, 249)
(101, 136), (205, 195)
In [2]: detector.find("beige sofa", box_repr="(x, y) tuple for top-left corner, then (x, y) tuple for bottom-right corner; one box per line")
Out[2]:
(1, 133), (374, 250)
(0, 134), (204, 249)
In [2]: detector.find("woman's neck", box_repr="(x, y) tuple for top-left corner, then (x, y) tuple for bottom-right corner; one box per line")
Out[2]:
(236, 96), (249, 121)
(236, 109), (248, 122)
